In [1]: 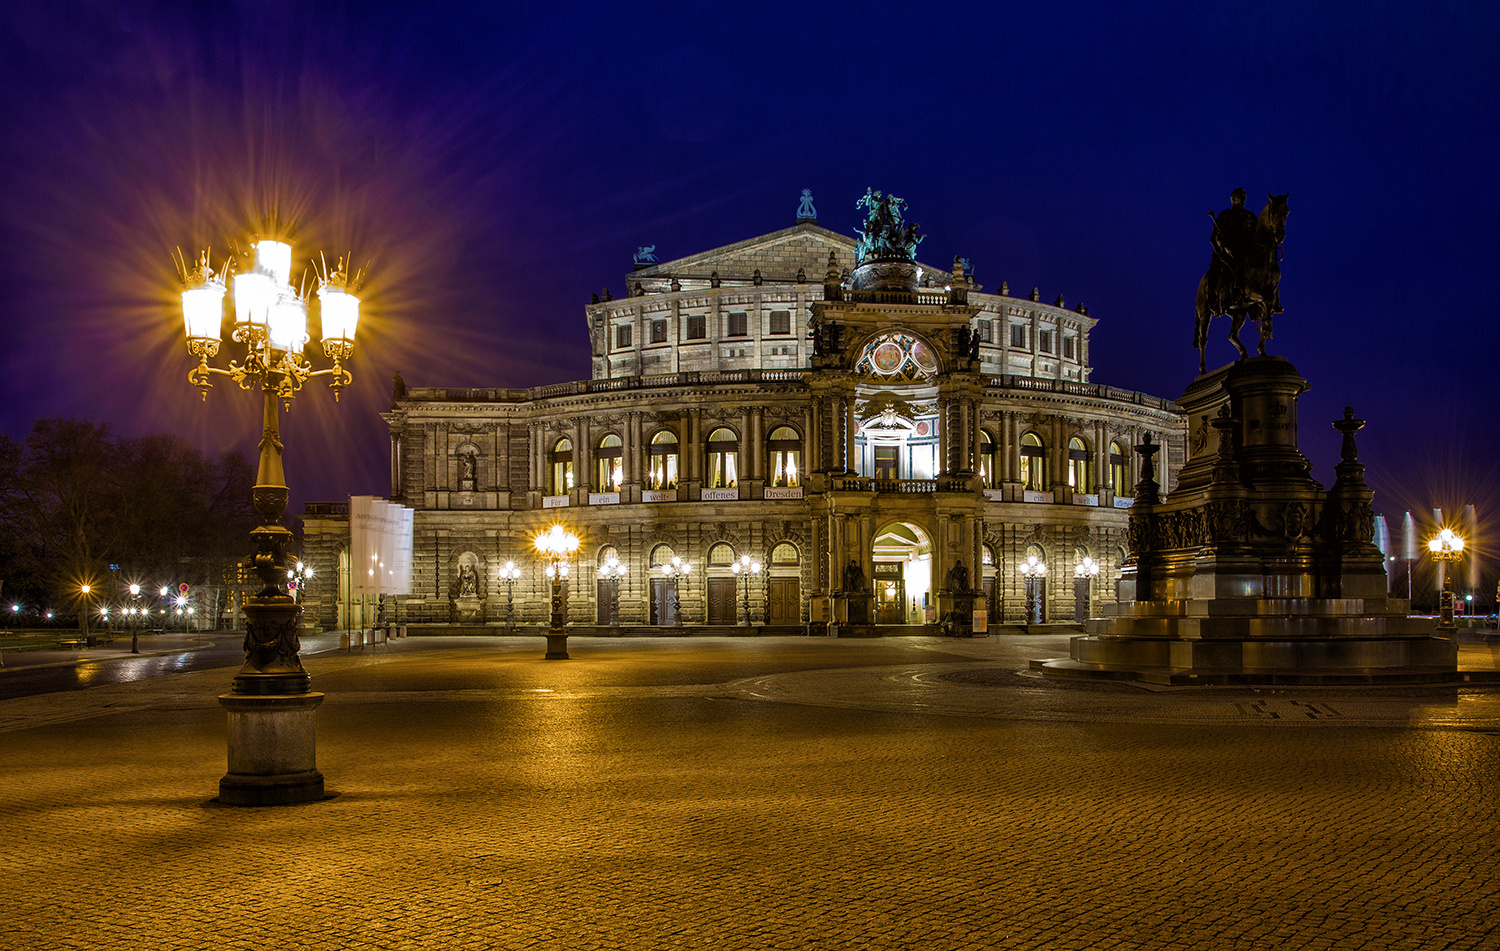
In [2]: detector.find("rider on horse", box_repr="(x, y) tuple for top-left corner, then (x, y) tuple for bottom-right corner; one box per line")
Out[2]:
(1210, 188), (1260, 311)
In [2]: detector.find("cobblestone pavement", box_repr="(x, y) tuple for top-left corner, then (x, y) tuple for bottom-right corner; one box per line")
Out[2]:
(3, 634), (1498, 950)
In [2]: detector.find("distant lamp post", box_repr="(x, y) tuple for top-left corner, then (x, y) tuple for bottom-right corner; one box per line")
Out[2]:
(1021, 555), (1047, 626)
(597, 554), (626, 628)
(78, 584), (92, 644)
(1073, 556), (1099, 623)
(1428, 528), (1464, 635)
(534, 525), (580, 658)
(659, 556), (691, 627)
(498, 561), (523, 632)
(729, 553), (762, 626)
(128, 583), (142, 653)
(176, 229), (363, 806)
(287, 561), (312, 604)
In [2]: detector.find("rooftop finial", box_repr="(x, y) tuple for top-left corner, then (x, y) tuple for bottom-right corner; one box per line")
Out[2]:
(797, 188), (817, 222)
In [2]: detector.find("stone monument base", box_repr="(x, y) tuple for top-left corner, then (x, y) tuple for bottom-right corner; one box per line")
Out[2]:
(218, 691), (326, 805)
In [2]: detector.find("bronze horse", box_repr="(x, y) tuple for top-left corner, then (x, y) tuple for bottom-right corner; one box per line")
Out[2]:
(1194, 193), (1288, 373)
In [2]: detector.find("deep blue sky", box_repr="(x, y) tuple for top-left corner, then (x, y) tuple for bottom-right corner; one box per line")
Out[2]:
(2, 1), (1495, 543)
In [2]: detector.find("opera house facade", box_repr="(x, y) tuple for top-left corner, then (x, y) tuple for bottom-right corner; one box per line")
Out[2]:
(302, 194), (1186, 633)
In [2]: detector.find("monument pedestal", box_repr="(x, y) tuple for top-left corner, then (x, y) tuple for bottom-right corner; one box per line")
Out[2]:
(1039, 357), (1458, 684)
(218, 691), (326, 805)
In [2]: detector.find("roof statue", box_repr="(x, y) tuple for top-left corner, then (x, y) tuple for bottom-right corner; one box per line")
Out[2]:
(1193, 189), (1289, 373)
(633, 245), (658, 266)
(853, 188), (923, 265)
(796, 188), (817, 221)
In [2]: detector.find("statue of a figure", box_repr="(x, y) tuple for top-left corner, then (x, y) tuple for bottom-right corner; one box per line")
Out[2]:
(843, 559), (865, 592)
(457, 564), (479, 599)
(633, 245), (658, 266)
(460, 451), (476, 483)
(391, 370), (406, 401)
(947, 559), (969, 593)
(854, 189), (924, 265)
(1194, 189), (1290, 373)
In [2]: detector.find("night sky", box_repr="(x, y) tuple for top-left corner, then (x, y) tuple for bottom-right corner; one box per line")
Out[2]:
(2, 2), (1495, 549)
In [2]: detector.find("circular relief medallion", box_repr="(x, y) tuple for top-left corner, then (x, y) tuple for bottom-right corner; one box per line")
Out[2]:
(870, 342), (905, 374)
(910, 340), (937, 372)
(915, 421), (931, 437)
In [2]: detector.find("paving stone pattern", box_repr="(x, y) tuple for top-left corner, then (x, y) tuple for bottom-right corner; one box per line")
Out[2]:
(2, 635), (1497, 950)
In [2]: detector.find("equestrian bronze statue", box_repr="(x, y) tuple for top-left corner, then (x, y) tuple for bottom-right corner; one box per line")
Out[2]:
(1194, 189), (1289, 373)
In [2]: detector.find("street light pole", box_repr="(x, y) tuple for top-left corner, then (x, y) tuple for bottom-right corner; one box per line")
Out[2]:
(1021, 555), (1047, 626)
(499, 561), (522, 632)
(598, 554), (626, 629)
(1428, 528), (1465, 636)
(176, 231), (363, 806)
(730, 554), (761, 626)
(1073, 556), (1099, 623)
(534, 525), (580, 659)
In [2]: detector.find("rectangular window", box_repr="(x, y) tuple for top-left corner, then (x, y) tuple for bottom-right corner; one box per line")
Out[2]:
(769, 310), (791, 335)
(686, 314), (706, 339)
(727, 312), (748, 337)
(1039, 330), (1053, 354)
(979, 320), (993, 343)
(1063, 335), (1075, 359)
(1010, 324), (1027, 349)
(615, 324), (632, 349)
(651, 319), (667, 344)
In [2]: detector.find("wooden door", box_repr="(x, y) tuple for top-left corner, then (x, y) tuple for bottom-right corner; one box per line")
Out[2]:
(767, 578), (800, 624)
(707, 578), (737, 625)
(597, 578), (618, 624)
(650, 578), (675, 626)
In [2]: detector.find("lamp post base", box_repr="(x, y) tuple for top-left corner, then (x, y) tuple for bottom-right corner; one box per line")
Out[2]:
(545, 633), (570, 659)
(217, 691), (326, 806)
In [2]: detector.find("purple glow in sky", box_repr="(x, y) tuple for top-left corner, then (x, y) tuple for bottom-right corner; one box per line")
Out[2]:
(2, 2), (1495, 535)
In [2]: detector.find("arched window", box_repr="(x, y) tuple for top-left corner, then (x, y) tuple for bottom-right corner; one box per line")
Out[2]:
(598, 546), (619, 565)
(771, 542), (799, 565)
(1067, 436), (1090, 491)
(550, 438), (574, 494)
(767, 426), (802, 487)
(648, 431), (679, 489)
(982, 544), (995, 567)
(649, 544), (676, 567)
(979, 430), (998, 489)
(1020, 433), (1046, 491)
(1110, 441), (1128, 496)
(706, 428), (739, 488)
(595, 434), (623, 492)
(708, 543), (736, 566)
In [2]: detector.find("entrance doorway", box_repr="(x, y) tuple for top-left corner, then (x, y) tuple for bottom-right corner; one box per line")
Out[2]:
(870, 521), (934, 625)
(650, 578), (676, 625)
(767, 578), (800, 624)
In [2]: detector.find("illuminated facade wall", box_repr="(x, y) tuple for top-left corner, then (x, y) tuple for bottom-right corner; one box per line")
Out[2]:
(302, 214), (1185, 631)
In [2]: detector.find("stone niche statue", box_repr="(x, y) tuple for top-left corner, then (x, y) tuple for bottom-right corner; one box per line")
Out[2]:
(843, 559), (865, 593)
(456, 564), (479, 599)
(458, 450), (477, 491)
(947, 559), (970, 594)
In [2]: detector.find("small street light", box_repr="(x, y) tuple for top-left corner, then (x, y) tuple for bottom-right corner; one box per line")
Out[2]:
(128, 583), (142, 653)
(1428, 528), (1465, 635)
(534, 525), (580, 659)
(729, 553), (762, 626)
(1020, 555), (1047, 626)
(658, 556), (692, 627)
(597, 555), (626, 628)
(498, 561), (523, 632)
(1073, 556), (1099, 623)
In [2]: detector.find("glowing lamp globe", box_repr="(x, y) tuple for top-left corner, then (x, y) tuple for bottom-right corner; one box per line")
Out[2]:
(268, 292), (309, 353)
(181, 279), (226, 342)
(234, 270), (277, 331)
(254, 239), (293, 286)
(318, 283), (361, 346)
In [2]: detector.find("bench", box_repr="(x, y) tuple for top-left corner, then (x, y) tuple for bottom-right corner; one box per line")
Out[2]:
(58, 639), (84, 650)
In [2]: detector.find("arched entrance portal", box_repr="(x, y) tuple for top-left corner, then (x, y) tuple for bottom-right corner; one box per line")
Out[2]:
(871, 522), (933, 625)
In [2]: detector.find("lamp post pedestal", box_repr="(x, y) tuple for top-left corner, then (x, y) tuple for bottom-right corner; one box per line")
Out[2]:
(218, 690), (325, 805)
(546, 577), (569, 659)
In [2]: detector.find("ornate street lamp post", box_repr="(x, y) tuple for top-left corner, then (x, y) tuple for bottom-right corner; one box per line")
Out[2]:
(78, 584), (91, 644)
(729, 553), (762, 626)
(658, 556), (691, 627)
(287, 561), (313, 605)
(128, 583), (142, 653)
(1073, 556), (1099, 623)
(1020, 555), (1047, 626)
(498, 561), (522, 632)
(1428, 528), (1465, 635)
(176, 231), (362, 806)
(534, 525), (579, 658)
(597, 554), (626, 629)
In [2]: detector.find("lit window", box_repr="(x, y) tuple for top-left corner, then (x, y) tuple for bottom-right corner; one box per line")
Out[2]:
(550, 438), (574, 494)
(979, 430), (998, 489)
(1067, 437), (1089, 490)
(708, 543), (736, 566)
(1020, 433), (1046, 491)
(595, 434), (623, 491)
(1063, 335), (1075, 360)
(771, 543), (799, 565)
(768, 426), (802, 487)
(1110, 441), (1128, 496)
(706, 428), (739, 488)
(648, 431), (679, 489)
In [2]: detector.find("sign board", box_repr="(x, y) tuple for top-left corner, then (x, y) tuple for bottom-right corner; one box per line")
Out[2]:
(764, 486), (803, 500)
(972, 608), (988, 632)
(179, 583), (190, 595)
